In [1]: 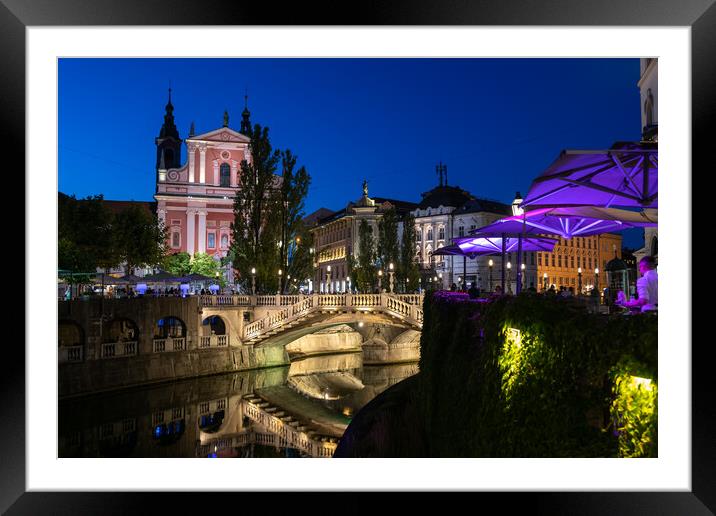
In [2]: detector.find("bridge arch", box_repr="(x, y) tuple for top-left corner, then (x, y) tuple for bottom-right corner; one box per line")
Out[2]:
(58, 319), (85, 362)
(103, 317), (139, 343)
(155, 316), (186, 338)
(201, 315), (227, 336)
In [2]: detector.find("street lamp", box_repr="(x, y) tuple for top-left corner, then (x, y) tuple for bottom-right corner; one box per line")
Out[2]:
(577, 267), (582, 295)
(251, 267), (256, 295)
(506, 262), (513, 294)
(326, 265), (332, 294)
(511, 191), (524, 216)
(388, 262), (395, 294)
(594, 267), (600, 303)
(377, 269), (383, 292)
(489, 259), (494, 293)
(520, 263), (526, 291)
(346, 276), (351, 293)
(278, 269), (283, 295)
(543, 272), (548, 292)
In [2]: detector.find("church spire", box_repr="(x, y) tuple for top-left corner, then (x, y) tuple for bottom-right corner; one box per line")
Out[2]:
(188, 121), (195, 137)
(240, 90), (252, 135)
(158, 87), (179, 139)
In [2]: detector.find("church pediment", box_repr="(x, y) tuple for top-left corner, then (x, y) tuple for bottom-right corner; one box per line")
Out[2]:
(187, 127), (250, 144)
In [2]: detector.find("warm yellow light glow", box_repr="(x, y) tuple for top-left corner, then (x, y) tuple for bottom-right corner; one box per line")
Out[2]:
(520, 263), (525, 270)
(489, 259), (494, 267)
(251, 267), (256, 275)
(595, 267), (599, 274)
(507, 327), (522, 348)
(543, 272), (547, 278)
(630, 376), (654, 391)
(378, 270), (383, 276)
(578, 267), (582, 274)
(327, 265), (331, 272)
(342, 407), (352, 416)
(358, 321), (364, 327)
(389, 262), (394, 270)
(507, 262), (512, 269)
(278, 269), (283, 276)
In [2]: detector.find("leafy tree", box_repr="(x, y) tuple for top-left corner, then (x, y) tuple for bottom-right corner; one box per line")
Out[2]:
(285, 224), (314, 291)
(354, 219), (377, 292)
(275, 149), (311, 293)
(190, 252), (224, 286)
(114, 203), (168, 275)
(399, 212), (421, 292)
(230, 123), (282, 294)
(58, 193), (119, 275)
(163, 252), (192, 276)
(377, 207), (399, 271)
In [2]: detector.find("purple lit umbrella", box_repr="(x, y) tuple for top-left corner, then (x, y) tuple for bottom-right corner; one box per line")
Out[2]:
(470, 206), (658, 240)
(453, 235), (558, 254)
(521, 142), (657, 209)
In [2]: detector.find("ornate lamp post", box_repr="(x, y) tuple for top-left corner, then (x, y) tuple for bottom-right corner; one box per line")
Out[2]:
(251, 267), (256, 295)
(543, 272), (548, 292)
(489, 259), (494, 293)
(278, 269), (282, 295)
(287, 274), (291, 293)
(377, 269), (383, 292)
(506, 262), (513, 294)
(326, 265), (332, 294)
(577, 267), (582, 296)
(388, 262), (395, 293)
(520, 263), (526, 291)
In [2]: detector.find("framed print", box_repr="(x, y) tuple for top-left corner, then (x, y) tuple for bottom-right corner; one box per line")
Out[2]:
(3, 0), (713, 513)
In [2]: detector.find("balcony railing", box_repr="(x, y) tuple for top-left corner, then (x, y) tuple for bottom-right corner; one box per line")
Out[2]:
(198, 334), (229, 348)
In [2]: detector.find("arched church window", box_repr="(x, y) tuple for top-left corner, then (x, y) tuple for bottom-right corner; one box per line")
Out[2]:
(220, 163), (231, 187)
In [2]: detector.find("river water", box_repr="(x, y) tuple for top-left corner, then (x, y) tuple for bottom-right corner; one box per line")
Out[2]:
(58, 352), (419, 458)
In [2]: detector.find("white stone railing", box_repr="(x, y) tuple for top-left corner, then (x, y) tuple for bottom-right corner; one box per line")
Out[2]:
(101, 341), (138, 358)
(198, 293), (424, 308)
(243, 293), (423, 342)
(59, 345), (83, 363)
(153, 337), (187, 353)
(199, 334), (229, 348)
(199, 295), (250, 307)
(241, 398), (337, 458)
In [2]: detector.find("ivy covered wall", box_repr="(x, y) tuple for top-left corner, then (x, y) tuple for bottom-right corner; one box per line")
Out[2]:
(417, 292), (657, 457)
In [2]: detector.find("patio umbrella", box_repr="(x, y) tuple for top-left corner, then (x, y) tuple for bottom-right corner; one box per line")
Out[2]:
(178, 272), (215, 283)
(111, 274), (144, 285)
(521, 142), (658, 209)
(142, 271), (183, 284)
(470, 206), (658, 240)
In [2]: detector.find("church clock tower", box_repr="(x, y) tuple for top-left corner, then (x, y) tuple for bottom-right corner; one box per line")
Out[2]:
(155, 88), (182, 178)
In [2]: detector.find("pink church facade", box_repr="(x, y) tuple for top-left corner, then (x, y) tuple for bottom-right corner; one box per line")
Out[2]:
(153, 92), (252, 260)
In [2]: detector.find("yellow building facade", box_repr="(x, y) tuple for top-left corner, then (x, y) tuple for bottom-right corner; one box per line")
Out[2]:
(537, 233), (622, 293)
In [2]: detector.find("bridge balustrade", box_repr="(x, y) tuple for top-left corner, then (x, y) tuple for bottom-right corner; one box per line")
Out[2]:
(199, 335), (230, 348)
(152, 337), (187, 353)
(101, 341), (138, 358)
(59, 345), (83, 363)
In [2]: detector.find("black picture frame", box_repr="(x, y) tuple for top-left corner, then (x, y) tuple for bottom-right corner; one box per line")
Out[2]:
(3, 0), (711, 513)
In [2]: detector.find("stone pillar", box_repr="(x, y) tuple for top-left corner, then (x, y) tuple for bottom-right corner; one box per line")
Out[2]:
(231, 161), (238, 187)
(188, 144), (196, 183)
(199, 146), (207, 184)
(212, 161), (219, 186)
(186, 209), (196, 255)
(197, 210), (207, 254)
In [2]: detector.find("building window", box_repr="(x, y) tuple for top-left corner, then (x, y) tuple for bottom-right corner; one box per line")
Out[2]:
(208, 232), (216, 249)
(171, 231), (180, 248)
(458, 226), (464, 237)
(470, 224), (476, 231)
(558, 255), (562, 268)
(570, 256), (574, 268)
(551, 255), (555, 267)
(438, 227), (445, 240)
(415, 229), (422, 242)
(221, 234), (229, 249)
(427, 228), (433, 241)
(538, 253), (542, 266)
(220, 163), (231, 187)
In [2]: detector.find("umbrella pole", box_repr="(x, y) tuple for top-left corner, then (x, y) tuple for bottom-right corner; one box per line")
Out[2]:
(463, 255), (467, 292)
(516, 213), (525, 294)
(501, 233), (506, 293)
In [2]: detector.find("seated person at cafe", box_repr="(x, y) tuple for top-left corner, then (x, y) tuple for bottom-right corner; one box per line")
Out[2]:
(616, 255), (658, 312)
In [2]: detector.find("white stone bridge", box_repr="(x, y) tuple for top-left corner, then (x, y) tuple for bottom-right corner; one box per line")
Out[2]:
(199, 293), (424, 346)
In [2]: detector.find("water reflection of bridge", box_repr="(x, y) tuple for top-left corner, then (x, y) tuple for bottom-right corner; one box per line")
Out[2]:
(59, 353), (419, 459)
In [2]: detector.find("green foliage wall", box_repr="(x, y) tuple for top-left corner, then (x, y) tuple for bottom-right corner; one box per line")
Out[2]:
(417, 293), (657, 457)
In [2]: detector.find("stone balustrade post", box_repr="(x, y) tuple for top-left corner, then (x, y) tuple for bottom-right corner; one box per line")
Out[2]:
(275, 294), (281, 306)
(250, 295), (257, 307)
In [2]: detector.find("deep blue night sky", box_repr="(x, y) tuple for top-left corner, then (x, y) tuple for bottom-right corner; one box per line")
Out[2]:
(59, 58), (644, 248)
